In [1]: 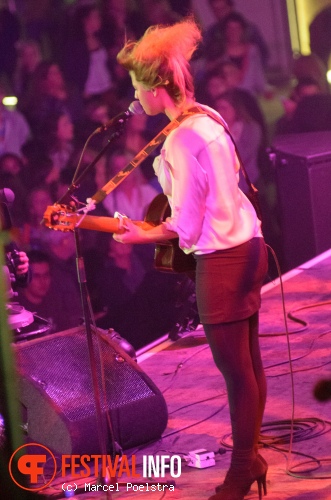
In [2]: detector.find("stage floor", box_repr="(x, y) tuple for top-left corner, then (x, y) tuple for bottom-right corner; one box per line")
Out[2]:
(45, 249), (331, 499)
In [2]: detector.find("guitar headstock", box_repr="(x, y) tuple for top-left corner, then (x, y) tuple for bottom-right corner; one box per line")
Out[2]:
(43, 204), (79, 232)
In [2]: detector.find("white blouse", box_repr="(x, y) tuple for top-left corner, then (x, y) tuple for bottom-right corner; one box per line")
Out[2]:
(153, 107), (262, 255)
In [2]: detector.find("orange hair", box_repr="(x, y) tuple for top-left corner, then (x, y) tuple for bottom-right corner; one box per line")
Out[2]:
(117, 18), (202, 104)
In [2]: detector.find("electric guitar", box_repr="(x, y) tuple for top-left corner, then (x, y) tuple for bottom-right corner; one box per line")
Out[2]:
(43, 193), (196, 273)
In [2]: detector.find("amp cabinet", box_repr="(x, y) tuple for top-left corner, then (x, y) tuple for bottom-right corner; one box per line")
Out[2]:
(272, 131), (331, 271)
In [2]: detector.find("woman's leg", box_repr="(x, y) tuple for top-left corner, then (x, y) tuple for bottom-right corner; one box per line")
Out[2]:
(205, 314), (268, 499)
(204, 315), (263, 451)
(248, 312), (267, 450)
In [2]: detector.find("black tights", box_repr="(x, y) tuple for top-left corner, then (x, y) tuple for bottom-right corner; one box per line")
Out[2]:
(204, 312), (266, 451)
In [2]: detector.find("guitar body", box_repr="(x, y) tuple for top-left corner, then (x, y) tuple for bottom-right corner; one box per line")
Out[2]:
(145, 193), (196, 273)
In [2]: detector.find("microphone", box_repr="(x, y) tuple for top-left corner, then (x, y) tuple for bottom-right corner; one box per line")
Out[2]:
(0, 188), (15, 204)
(95, 101), (145, 133)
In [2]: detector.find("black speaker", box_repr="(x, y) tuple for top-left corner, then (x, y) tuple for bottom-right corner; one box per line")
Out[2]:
(272, 131), (331, 271)
(13, 326), (168, 455)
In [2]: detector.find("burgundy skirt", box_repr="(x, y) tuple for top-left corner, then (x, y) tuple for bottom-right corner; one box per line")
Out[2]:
(195, 237), (268, 324)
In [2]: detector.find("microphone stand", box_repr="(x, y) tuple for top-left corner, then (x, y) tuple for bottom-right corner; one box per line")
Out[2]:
(57, 129), (122, 206)
(54, 124), (127, 495)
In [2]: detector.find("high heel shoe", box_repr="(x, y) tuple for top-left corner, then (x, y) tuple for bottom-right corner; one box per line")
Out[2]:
(210, 453), (268, 500)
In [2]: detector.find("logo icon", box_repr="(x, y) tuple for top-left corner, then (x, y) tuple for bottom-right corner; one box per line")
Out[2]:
(9, 443), (57, 491)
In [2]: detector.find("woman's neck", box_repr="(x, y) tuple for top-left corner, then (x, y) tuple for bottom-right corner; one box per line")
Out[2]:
(165, 97), (196, 121)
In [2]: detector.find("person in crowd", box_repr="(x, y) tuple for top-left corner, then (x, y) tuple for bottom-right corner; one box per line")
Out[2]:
(3, 246), (29, 301)
(20, 139), (53, 191)
(60, 3), (114, 105)
(84, 232), (149, 329)
(0, 153), (28, 226)
(0, 7), (21, 87)
(1, 193), (30, 298)
(275, 76), (331, 136)
(21, 110), (76, 197)
(16, 183), (78, 289)
(37, 110), (76, 188)
(98, 0), (146, 105)
(84, 231), (189, 350)
(196, 67), (229, 106)
(19, 60), (83, 135)
(0, 81), (31, 158)
(213, 12), (267, 95)
(213, 89), (266, 192)
(13, 39), (43, 100)
(309, 5), (331, 68)
(140, 0), (182, 26)
(202, 0), (269, 69)
(16, 186), (54, 252)
(292, 53), (329, 94)
(113, 17), (268, 500)
(75, 96), (112, 150)
(16, 249), (82, 334)
(16, 0), (55, 50)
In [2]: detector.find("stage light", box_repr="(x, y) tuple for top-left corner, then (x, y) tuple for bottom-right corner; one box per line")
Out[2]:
(2, 96), (18, 107)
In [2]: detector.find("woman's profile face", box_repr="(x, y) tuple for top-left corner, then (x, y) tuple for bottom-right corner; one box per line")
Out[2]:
(130, 72), (161, 115)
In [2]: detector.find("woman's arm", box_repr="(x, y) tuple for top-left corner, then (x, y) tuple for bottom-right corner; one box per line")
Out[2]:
(113, 218), (178, 244)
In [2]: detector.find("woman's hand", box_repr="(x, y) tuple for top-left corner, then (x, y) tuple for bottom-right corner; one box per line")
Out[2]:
(113, 219), (150, 244)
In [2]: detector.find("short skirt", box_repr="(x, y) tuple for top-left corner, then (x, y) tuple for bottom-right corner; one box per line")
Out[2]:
(195, 237), (268, 324)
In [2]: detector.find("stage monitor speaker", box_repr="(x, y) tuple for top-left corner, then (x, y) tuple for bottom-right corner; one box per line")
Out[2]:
(272, 131), (331, 271)
(13, 326), (168, 455)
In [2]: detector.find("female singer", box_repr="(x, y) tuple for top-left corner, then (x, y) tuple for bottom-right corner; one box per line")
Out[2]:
(113, 18), (268, 500)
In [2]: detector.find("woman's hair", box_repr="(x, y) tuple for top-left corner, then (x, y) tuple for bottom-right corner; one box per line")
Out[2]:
(117, 17), (202, 104)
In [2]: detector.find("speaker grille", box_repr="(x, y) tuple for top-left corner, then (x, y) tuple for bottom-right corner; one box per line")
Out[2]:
(17, 329), (154, 422)
(14, 327), (168, 453)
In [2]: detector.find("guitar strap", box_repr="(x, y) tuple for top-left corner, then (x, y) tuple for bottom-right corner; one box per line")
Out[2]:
(90, 104), (261, 220)
(90, 106), (204, 204)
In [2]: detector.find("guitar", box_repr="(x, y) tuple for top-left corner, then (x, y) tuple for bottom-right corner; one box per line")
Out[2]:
(43, 193), (196, 273)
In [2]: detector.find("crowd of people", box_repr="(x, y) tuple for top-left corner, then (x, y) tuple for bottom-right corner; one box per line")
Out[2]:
(1, 0), (330, 348)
